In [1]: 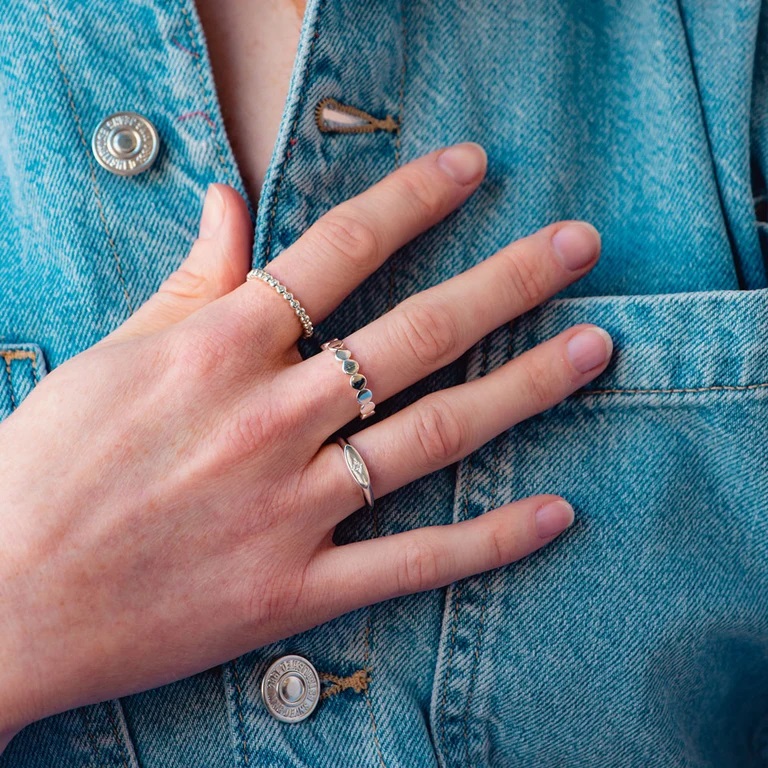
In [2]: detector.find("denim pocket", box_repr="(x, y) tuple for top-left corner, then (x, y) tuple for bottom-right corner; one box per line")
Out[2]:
(432, 287), (768, 768)
(0, 343), (47, 420)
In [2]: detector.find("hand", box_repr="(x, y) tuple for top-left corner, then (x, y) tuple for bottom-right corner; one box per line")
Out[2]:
(0, 142), (611, 746)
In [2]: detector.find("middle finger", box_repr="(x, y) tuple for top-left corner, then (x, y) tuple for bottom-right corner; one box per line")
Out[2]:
(299, 219), (601, 436)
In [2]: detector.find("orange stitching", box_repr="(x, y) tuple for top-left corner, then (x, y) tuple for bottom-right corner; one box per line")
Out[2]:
(41, 0), (134, 315)
(578, 381), (768, 397)
(319, 668), (370, 700)
(3, 356), (14, 411)
(2, 349), (41, 411)
(314, 97), (398, 134)
(0, 350), (35, 364)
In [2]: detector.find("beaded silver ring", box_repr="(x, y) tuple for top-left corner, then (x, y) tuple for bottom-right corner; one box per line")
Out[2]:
(320, 338), (376, 420)
(246, 267), (314, 339)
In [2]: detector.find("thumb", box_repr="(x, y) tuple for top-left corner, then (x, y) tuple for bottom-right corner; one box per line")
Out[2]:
(103, 183), (254, 343)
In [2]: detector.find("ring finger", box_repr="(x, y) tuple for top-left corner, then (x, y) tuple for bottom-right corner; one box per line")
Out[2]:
(302, 322), (612, 528)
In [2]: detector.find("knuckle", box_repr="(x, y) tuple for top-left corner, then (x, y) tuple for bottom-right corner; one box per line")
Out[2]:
(392, 169), (442, 221)
(519, 355), (559, 410)
(499, 246), (549, 308)
(484, 518), (510, 568)
(412, 395), (467, 466)
(393, 298), (461, 369)
(222, 404), (272, 455)
(396, 538), (443, 594)
(309, 211), (381, 270)
(159, 263), (209, 301)
(217, 391), (303, 460)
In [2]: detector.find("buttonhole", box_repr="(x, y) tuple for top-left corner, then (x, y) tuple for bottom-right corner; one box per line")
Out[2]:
(315, 97), (398, 134)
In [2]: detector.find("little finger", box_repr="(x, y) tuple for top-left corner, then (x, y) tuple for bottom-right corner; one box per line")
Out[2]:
(304, 494), (575, 620)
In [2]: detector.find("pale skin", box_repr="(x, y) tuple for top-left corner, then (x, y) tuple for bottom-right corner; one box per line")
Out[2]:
(195, 0), (306, 201)
(0, 3), (614, 754)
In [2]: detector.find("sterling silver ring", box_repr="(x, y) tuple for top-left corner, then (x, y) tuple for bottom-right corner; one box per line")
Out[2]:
(320, 338), (375, 420)
(336, 436), (374, 510)
(246, 267), (314, 338)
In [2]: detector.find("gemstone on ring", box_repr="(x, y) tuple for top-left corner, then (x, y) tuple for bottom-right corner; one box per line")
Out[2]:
(356, 388), (373, 403)
(321, 338), (375, 420)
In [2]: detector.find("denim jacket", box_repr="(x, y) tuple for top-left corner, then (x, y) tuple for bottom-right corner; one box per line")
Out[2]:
(2, 0), (768, 765)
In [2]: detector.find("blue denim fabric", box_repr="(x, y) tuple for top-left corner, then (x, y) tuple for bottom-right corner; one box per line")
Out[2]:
(1, 0), (767, 765)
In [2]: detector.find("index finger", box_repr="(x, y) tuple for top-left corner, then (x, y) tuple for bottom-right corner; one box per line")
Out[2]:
(226, 142), (487, 345)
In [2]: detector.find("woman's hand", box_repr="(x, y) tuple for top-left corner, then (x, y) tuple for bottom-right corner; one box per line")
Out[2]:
(0, 142), (611, 746)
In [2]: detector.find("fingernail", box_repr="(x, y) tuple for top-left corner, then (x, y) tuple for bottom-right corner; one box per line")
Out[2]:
(198, 184), (225, 239)
(566, 327), (613, 374)
(552, 222), (601, 271)
(437, 142), (487, 185)
(535, 500), (575, 539)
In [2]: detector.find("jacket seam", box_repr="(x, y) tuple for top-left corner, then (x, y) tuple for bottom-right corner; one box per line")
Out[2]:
(76, 706), (105, 768)
(461, 333), (494, 765)
(40, 0), (134, 316)
(361, 618), (385, 768)
(387, 1), (409, 315)
(262, 0), (329, 264)
(104, 702), (131, 768)
(438, 466), (472, 759)
(177, 1), (229, 171)
(578, 381), (768, 397)
(229, 659), (250, 766)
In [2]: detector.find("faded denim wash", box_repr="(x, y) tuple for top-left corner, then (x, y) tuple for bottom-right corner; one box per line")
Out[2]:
(1, 0), (768, 765)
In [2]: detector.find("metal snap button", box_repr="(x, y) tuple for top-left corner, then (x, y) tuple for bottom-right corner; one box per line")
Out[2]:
(91, 111), (159, 176)
(260, 654), (320, 723)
